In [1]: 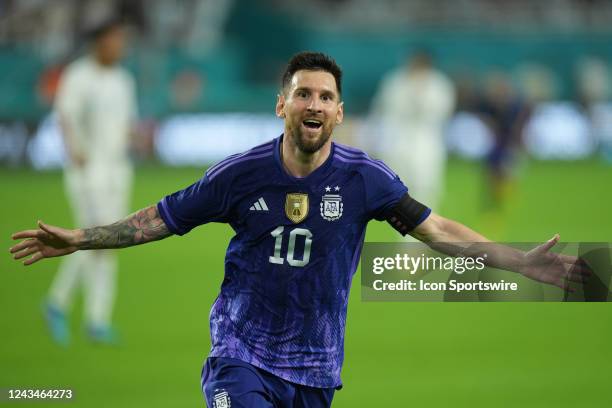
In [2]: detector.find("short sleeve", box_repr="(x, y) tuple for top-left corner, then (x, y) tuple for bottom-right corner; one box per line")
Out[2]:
(125, 73), (139, 125)
(54, 64), (89, 153)
(157, 170), (234, 236)
(55, 66), (85, 121)
(363, 163), (409, 221)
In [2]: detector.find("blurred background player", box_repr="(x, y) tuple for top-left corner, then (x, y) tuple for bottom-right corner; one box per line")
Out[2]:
(476, 72), (530, 215)
(370, 49), (455, 212)
(44, 17), (138, 345)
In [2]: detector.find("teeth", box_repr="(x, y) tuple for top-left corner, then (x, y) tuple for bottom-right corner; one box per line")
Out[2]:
(304, 120), (321, 125)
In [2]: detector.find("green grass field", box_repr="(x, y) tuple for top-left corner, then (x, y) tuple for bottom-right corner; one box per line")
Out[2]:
(1, 158), (611, 407)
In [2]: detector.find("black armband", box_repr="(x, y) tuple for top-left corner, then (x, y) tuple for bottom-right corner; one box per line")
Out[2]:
(385, 194), (431, 235)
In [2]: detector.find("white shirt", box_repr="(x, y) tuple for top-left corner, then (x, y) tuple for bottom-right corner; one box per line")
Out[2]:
(372, 67), (455, 149)
(55, 56), (137, 166)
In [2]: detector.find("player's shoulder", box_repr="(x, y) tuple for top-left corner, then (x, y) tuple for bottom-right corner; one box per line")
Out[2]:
(381, 68), (407, 86)
(114, 65), (135, 84)
(57, 58), (95, 94)
(430, 69), (454, 88)
(332, 143), (398, 181)
(62, 57), (91, 80)
(205, 139), (277, 182)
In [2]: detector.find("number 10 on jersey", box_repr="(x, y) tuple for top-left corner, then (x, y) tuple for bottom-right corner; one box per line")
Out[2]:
(268, 226), (313, 267)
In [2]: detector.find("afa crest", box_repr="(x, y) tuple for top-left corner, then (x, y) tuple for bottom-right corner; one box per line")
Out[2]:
(320, 193), (343, 221)
(212, 389), (231, 408)
(285, 193), (309, 223)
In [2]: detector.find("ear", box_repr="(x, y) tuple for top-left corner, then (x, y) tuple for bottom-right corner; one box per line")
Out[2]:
(276, 94), (286, 118)
(335, 101), (344, 125)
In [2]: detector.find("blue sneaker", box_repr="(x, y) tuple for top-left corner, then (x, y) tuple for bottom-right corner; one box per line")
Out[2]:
(43, 302), (70, 347)
(87, 324), (120, 346)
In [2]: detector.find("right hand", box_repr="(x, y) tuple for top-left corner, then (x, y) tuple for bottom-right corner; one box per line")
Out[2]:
(9, 221), (81, 265)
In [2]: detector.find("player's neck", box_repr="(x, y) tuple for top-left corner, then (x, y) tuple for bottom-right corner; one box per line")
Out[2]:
(281, 136), (331, 178)
(92, 52), (117, 68)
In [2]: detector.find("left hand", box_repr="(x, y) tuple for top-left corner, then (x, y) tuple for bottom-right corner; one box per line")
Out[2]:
(519, 234), (591, 291)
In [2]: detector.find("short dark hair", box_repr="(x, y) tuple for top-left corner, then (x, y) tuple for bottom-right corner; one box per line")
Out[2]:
(85, 16), (124, 41)
(281, 51), (343, 96)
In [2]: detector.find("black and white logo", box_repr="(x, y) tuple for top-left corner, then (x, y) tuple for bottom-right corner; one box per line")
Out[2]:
(320, 186), (343, 221)
(213, 389), (231, 408)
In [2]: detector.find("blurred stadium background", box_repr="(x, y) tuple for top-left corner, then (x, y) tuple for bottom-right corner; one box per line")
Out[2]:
(1, 0), (611, 407)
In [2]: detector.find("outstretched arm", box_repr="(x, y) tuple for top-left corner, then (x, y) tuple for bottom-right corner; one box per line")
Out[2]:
(409, 212), (590, 290)
(10, 205), (172, 265)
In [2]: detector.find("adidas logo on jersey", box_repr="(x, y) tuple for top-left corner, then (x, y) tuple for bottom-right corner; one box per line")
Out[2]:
(249, 197), (269, 211)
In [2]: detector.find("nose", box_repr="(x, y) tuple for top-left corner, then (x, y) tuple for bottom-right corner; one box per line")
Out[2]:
(307, 95), (322, 113)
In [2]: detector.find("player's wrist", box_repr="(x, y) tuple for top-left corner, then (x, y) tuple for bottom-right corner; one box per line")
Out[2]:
(514, 251), (532, 275)
(73, 229), (87, 249)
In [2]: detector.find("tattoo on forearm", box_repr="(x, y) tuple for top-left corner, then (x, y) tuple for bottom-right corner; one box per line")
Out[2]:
(80, 205), (172, 249)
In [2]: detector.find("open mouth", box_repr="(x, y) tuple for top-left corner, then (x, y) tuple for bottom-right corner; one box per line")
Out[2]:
(302, 119), (323, 130)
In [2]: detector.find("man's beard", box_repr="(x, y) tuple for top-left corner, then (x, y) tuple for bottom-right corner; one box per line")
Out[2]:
(290, 122), (333, 154)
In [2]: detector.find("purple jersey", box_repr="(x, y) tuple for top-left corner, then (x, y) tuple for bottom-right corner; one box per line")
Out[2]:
(157, 135), (429, 388)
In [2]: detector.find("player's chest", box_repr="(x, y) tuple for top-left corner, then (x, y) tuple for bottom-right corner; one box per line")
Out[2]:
(83, 76), (130, 117)
(235, 177), (364, 239)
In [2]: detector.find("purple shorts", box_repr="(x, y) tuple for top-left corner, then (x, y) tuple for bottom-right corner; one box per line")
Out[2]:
(201, 357), (335, 408)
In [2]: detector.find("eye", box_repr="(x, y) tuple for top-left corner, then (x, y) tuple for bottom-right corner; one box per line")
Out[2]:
(297, 90), (308, 98)
(321, 94), (332, 102)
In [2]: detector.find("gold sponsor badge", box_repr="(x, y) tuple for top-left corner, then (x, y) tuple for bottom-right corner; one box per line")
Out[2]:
(285, 193), (309, 223)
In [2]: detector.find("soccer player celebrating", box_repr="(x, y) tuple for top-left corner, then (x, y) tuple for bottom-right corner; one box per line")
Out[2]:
(10, 52), (587, 408)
